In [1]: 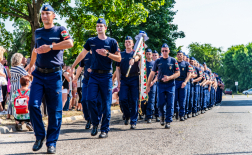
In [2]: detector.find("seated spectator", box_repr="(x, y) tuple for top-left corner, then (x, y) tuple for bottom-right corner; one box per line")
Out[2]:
(11, 75), (33, 131)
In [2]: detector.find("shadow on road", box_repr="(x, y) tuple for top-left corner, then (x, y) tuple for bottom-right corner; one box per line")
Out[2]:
(221, 100), (252, 106)
(199, 151), (252, 155)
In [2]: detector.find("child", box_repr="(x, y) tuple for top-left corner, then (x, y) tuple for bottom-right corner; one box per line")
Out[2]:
(11, 75), (33, 131)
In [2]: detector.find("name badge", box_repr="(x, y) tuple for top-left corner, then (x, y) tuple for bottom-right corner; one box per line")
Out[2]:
(91, 44), (96, 47)
(36, 37), (41, 40)
(104, 46), (110, 48)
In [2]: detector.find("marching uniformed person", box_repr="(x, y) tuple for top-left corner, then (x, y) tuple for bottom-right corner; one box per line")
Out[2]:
(145, 49), (158, 123)
(184, 54), (191, 120)
(146, 43), (180, 129)
(71, 18), (121, 138)
(116, 36), (140, 129)
(174, 51), (192, 121)
(73, 51), (102, 130)
(152, 50), (160, 122)
(199, 64), (206, 114)
(203, 63), (211, 111)
(28, 4), (74, 154)
(188, 57), (197, 118)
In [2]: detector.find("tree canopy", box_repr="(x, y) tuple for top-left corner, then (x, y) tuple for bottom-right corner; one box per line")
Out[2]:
(0, 0), (184, 65)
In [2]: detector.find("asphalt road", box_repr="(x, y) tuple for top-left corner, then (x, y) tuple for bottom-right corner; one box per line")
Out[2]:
(1, 95), (252, 155)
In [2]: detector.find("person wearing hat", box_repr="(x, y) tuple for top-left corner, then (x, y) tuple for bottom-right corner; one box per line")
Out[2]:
(116, 36), (140, 129)
(187, 57), (197, 118)
(174, 51), (192, 121)
(184, 54), (191, 119)
(199, 64), (206, 114)
(191, 58), (203, 117)
(202, 63), (211, 111)
(146, 43), (180, 129)
(144, 49), (158, 123)
(28, 4), (74, 154)
(152, 50), (160, 122)
(71, 18), (121, 138)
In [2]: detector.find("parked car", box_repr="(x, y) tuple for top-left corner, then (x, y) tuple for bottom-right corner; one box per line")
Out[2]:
(242, 89), (252, 95)
(224, 88), (232, 95)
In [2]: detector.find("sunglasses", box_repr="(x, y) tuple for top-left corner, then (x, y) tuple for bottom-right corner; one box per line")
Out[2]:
(161, 50), (168, 53)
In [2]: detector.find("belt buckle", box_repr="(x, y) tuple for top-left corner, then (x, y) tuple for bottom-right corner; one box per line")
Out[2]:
(44, 68), (48, 74)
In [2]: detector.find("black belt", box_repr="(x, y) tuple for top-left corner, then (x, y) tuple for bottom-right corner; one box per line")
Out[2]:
(36, 66), (61, 74)
(175, 78), (185, 81)
(158, 80), (169, 83)
(92, 69), (112, 74)
(122, 73), (139, 77)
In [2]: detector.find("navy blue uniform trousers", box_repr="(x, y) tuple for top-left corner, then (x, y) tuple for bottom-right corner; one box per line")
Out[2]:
(87, 72), (112, 133)
(29, 69), (62, 147)
(185, 82), (190, 115)
(157, 82), (175, 123)
(174, 80), (187, 117)
(146, 83), (156, 119)
(188, 82), (194, 114)
(192, 84), (199, 113)
(82, 78), (102, 122)
(119, 76), (139, 125)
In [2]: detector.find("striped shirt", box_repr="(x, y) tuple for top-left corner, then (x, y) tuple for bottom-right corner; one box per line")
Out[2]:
(10, 65), (28, 93)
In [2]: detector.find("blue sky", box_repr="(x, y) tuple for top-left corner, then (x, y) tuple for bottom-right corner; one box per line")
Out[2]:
(173, 0), (252, 53)
(2, 0), (252, 54)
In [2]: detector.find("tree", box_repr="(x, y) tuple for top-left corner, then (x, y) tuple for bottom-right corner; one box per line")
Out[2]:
(222, 43), (252, 92)
(188, 42), (223, 72)
(0, 0), (71, 53)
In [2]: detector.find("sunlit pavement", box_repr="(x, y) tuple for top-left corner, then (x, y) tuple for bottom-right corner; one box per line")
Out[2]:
(1, 96), (252, 155)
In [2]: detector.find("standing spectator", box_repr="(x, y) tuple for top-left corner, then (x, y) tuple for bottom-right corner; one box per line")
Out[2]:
(1, 56), (10, 114)
(11, 75), (33, 131)
(70, 68), (77, 110)
(62, 67), (70, 108)
(76, 72), (83, 111)
(7, 53), (28, 117)
(0, 47), (6, 114)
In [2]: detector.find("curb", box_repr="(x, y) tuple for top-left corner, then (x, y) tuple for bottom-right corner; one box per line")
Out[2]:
(0, 109), (121, 134)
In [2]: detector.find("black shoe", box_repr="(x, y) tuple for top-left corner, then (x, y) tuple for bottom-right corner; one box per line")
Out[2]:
(196, 112), (198, 116)
(124, 119), (129, 125)
(139, 115), (144, 119)
(192, 113), (196, 117)
(99, 132), (108, 138)
(26, 123), (33, 131)
(156, 117), (160, 122)
(130, 124), (136, 129)
(201, 110), (205, 114)
(32, 138), (45, 151)
(175, 112), (179, 120)
(91, 126), (98, 136)
(165, 123), (171, 129)
(184, 115), (187, 120)
(16, 123), (22, 131)
(187, 114), (191, 118)
(205, 108), (208, 111)
(209, 107), (212, 110)
(147, 119), (151, 124)
(47, 146), (56, 154)
(180, 116), (185, 121)
(122, 115), (125, 120)
(85, 120), (91, 129)
(160, 117), (165, 126)
(144, 116), (148, 121)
